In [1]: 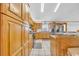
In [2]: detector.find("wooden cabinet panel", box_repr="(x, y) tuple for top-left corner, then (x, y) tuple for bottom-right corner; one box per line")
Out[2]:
(28, 34), (33, 55)
(0, 4), (22, 21)
(0, 3), (32, 56)
(0, 3), (29, 24)
(22, 3), (29, 22)
(50, 37), (57, 56)
(9, 3), (22, 18)
(0, 13), (25, 56)
(0, 14), (10, 56)
(0, 13), (30, 56)
(24, 44), (29, 56)
(9, 21), (22, 56)
(21, 26), (29, 56)
(24, 29), (29, 56)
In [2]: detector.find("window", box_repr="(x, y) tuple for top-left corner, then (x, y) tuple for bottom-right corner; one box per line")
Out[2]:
(42, 21), (49, 32)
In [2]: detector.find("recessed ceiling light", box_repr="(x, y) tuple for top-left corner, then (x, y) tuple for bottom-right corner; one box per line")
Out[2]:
(41, 3), (44, 13)
(54, 3), (61, 12)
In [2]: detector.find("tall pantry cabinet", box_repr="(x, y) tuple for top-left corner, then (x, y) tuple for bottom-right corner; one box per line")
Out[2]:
(0, 3), (32, 56)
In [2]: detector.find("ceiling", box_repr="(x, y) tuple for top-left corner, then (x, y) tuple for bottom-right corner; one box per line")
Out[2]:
(28, 3), (79, 22)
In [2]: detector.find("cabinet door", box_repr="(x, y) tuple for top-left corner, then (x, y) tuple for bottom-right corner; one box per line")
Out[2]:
(9, 3), (22, 18)
(22, 3), (29, 21)
(9, 21), (22, 56)
(0, 14), (22, 56)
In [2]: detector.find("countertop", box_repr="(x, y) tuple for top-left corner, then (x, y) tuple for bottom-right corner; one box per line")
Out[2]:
(50, 32), (79, 39)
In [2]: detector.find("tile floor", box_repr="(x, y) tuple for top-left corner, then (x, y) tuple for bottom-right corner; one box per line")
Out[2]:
(29, 39), (51, 56)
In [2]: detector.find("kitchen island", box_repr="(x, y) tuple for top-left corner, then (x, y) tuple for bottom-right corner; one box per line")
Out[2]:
(50, 34), (79, 56)
(67, 48), (79, 56)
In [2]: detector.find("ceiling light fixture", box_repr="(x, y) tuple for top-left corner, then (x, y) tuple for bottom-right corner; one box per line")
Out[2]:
(54, 3), (61, 12)
(41, 3), (44, 13)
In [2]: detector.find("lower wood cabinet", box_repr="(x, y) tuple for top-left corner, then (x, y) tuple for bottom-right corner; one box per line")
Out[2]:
(9, 21), (22, 56)
(0, 11), (33, 56)
(50, 35), (79, 56)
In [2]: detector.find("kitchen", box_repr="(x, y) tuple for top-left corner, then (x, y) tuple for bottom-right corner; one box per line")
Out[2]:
(28, 3), (79, 56)
(0, 3), (79, 56)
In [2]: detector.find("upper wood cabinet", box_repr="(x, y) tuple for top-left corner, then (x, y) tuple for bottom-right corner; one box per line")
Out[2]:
(0, 3), (30, 23)
(22, 3), (29, 22)
(9, 3), (22, 18)
(9, 3), (30, 22)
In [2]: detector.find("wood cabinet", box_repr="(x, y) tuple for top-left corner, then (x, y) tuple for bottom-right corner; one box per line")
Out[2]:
(9, 3), (22, 18)
(0, 3), (33, 56)
(28, 33), (33, 55)
(22, 4), (29, 21)
(50, 35), (79, 56)
(21, 26), (29, 56)
(9, 21), (22, 56)
(0, 4), (22, 21)
(35, 32), (50, 39)
(32, 23), (42, 32)
(0, 14), (23, 56)
(67, 48), (79, 56)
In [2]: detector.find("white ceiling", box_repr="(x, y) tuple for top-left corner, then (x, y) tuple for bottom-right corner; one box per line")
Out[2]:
(28, 3), (79, 21)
